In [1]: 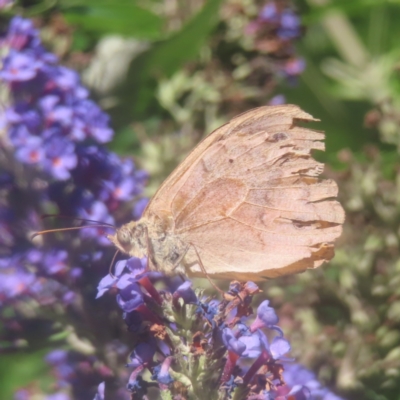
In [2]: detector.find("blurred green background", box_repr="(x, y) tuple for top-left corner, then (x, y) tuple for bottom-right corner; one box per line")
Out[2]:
(3, 0), (400, 399)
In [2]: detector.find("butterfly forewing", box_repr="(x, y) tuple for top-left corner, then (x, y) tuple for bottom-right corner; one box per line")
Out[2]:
(142, 105), (344, 280)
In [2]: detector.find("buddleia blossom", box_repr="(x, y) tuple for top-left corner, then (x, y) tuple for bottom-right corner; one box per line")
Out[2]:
(0, 14), (147, 361)
(97, 258), (345, 400)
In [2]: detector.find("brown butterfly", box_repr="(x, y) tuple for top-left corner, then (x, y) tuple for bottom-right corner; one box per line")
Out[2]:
(108, 105), (345, 281)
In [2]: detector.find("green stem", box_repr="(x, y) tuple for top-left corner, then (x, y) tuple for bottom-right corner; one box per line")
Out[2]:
(307, 0), (370, 67)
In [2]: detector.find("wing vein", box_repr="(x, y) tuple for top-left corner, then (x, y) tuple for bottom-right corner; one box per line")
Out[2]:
(243, 201), (328, 215)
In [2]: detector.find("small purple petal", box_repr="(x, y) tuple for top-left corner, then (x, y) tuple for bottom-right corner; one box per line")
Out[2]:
(222, 327), (246, 356)
(127, 342), (155, 368)
(93, 382), (105, 400)
(270, 336), (291, 359)
(96, 274), (118, 298)
(174, 281), (198, 304)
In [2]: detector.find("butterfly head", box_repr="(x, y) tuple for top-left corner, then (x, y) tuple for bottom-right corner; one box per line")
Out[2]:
(107, 221), (147, 258)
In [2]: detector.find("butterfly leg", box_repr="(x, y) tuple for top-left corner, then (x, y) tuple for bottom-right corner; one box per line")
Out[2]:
(189, 243), (224, 295)
(144, 224), (158, 272)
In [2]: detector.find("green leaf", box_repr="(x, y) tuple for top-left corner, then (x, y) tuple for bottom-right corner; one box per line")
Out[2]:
(303, 0), (391, 25)
(0, 350), (51, 399)
(119, 0), (224, 118)
(141, 0), (223, 77)
(61, 1), (163, 39)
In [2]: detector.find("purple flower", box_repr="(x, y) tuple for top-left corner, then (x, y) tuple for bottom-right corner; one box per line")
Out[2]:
(259, 3), (280, 23)
(6, 103), (41, 131)
(42, 250), (69, 275)
(283, 57), (306, 77)
(269, 336), (291, 360)
(45, 349), (68, 365)
(173, 281), (198, 304)
(96, 274), (118, 298)
(5, 16), (39, 50)
(14, 389), (32, 400)
(96, 257), (147, 299)
(125, 257), (147, 277)
(0, 51), (42, 81)
(93, 382), (105, 400)
(14, 135), (44, 164)
(278, 10), (301, 39)
(268, 94), (286, 105)
(127, 342), (155, 368)
(153, 357), (174, 385)
(284, 364), (345, 400)
(43, 137), (77, 180)
(44, 103), (74, 129)
(237, 333), (262, 358)
(222, 327), (246, 356)
(250, 300), (279, 332)
(73, 100), (113, 143)
(0, 269), (36, 300)
(51, 67), (82, 93)
(116, 281), (144, 312)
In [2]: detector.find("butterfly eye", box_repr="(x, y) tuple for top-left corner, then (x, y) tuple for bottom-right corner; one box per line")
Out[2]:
(116, 228), (132, 251)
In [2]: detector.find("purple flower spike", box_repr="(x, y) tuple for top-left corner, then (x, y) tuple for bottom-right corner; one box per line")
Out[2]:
(1, 15), (149, 397)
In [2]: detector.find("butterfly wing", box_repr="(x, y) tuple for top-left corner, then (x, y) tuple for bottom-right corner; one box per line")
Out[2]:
(143, 105), (345, 280)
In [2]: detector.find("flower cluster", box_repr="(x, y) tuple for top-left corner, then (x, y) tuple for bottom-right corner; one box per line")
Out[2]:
(0, 16), (146, 332)
(97, 257), (344, 400)
(246, 1), (305, 81)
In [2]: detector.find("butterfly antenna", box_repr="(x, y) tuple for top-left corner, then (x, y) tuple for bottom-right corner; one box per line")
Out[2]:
(108, 249), (120, 279)
(31, 224), (115, 241)
(41, 214), (116, 228)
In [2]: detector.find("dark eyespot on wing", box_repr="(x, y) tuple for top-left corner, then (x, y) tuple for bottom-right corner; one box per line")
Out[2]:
(267, 132), (288, 142)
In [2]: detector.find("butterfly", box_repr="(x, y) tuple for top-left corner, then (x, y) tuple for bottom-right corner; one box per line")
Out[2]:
(108, 105), (345, 281)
